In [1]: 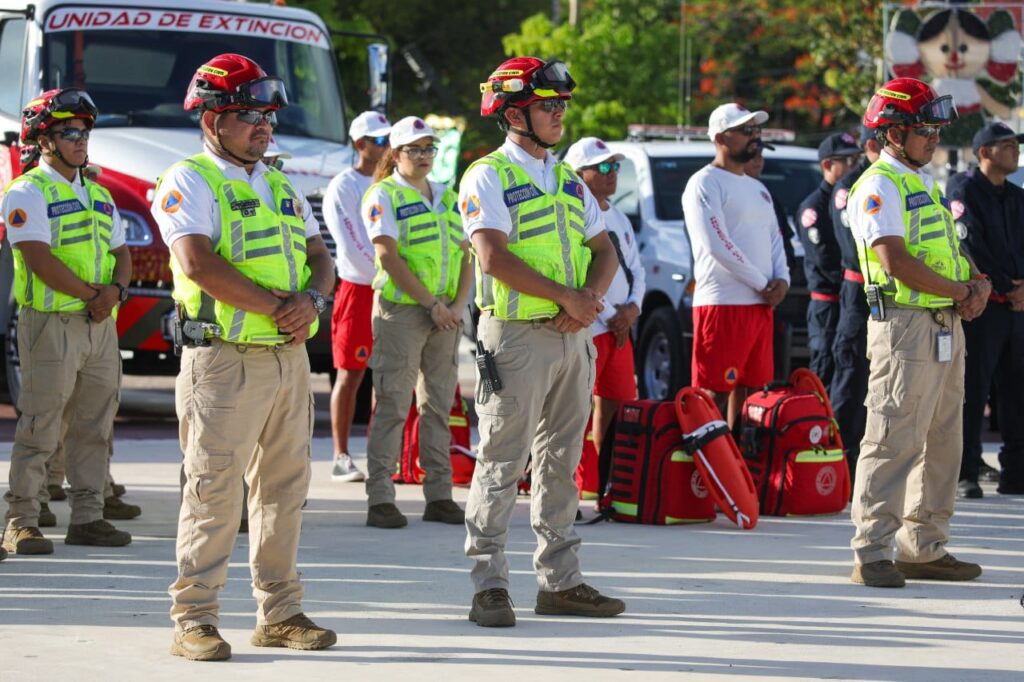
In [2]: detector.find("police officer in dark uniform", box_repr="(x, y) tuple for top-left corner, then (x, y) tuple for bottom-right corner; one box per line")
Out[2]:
(946, 122), (1024, 499)
(829, 127), (882, 482)
(797, 133), (862, 387)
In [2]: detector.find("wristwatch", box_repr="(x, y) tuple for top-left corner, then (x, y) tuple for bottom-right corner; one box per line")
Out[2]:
(114, 283), (129, 303)
(306, 288), (326, 314)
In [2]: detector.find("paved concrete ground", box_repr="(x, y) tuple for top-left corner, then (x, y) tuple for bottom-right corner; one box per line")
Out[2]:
(1, 436), (1022, 682)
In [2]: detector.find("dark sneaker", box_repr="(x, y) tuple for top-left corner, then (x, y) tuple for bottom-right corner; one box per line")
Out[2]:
(170, 624), (231, 661)
(65, 520), (131, 547)
(251, 613), (336, 650)
(367, 503), (408, 528)
(422, 499), (465, 524)
(238, 516), (249, 534)
(47, 484), (67, 502)
(852, 560), (905, 587)
(39, 503), (57, 528)
(0, 545), (7, 562)
(103, 496), (141, 520)
(979, 462), (1001, 483)
(535, 583), (625, 617)
(957, 478), (983, 499)
(469, 588), (516, 627)
(2, 525), (54, 555)
(110, 482), (126, 497)
(895, 554), (982, 581)
(996, 477), (1024, 495)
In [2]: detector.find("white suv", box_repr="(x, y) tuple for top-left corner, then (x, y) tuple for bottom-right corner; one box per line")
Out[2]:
(603, 129), (822, 400)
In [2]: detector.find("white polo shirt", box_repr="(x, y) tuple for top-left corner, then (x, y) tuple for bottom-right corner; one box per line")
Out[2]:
(3, 159), (126, 249)
(151, 147), (320, 248)
(458, 138), (605, 241)
(323, 167), (375, 284)
(595, 203), (645, 335)
(361, 170), (457, 242)
(847, 149), (935, 247)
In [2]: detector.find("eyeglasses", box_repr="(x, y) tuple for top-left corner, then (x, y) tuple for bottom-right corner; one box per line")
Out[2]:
(236, 109), (277, 127)
(537, 99), (568, 114)
(401, 145), (438, 160)
(55, 127), (90, 142)
(727, 124), (762, 136)
(910, 125), (943, 138)
(365, 135), (389, 147)
(588, 161), (620, 175)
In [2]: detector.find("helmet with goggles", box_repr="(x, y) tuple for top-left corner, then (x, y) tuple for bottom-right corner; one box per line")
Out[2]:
(184, 53), (288, 113)
(480, 57), (575, 117)
(20, 88), (98, 146)
(863, 77), (957, 130)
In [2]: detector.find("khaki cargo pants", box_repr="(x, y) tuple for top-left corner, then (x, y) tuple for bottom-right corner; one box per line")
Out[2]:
(5, 308), (120, 527)
(851, 306), (965, 565)
(365, 298), (460, 507)
(465, 316), (595, 592)
(169, 340), (313, 629)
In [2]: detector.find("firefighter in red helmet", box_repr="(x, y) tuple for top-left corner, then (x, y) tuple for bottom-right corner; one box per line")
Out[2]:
(153, 53), (336, 660)
(459, 57), (622, 627)
(846, 77), (989, 588)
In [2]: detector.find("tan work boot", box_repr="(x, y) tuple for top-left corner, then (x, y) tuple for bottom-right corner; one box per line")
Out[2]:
(103, 496), (141, 520)
(47, 484), (67, 502)
(170, 624), (231, 661)
(65, 520), (131, 547)
(3, 525), (54, 555)
(469, 588), (516, 627)
(110, 482), (126, 497)
(38, 503), (57, 528)
(423, 499), (465, 524)
(367, 503), (408, 528)
(895, 554), (982, 581)
(251, 613), (336, 650)
(535, 583), (625, 617)
(851, 560), (906, 587)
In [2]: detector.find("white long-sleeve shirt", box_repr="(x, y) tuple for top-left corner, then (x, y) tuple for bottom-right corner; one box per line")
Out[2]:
(595, 203), (645, 335)
(323, 168), (375, 284)
(682, 165), (789, 306)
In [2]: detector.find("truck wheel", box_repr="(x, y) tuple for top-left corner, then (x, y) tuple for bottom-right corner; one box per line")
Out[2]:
(4, 305), (21, 408)
(636, 306), (688, 400)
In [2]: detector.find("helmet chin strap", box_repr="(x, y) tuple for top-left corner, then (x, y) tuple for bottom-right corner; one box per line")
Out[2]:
(888, 128), (926, 169)
(45, 145), (89, 181)
(209, 112), (262, 166)
(508, 107), (557, 149)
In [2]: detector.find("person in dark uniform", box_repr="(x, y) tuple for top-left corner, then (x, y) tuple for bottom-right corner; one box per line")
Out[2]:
(829, 127), (882, 483)
(797, 133), (862, 388)
(946, 122), (1024, 499)
(744, 142), (799, 278)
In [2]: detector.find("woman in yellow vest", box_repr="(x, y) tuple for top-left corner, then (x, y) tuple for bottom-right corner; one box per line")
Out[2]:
(361, 116), (472, 529)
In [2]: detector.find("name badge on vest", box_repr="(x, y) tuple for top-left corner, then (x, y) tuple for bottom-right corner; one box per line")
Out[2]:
(503, 183), (542, 207)
(562, 180), (585, 200)
(92, 200), (114, 216)
(231, 199), (261, 217)
(47, 199), (86, 218)
(396, 202), (429, 220)
(905, 191), (933, 210)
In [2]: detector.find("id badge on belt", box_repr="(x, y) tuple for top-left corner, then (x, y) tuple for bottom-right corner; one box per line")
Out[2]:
(936, 328), (952, 363)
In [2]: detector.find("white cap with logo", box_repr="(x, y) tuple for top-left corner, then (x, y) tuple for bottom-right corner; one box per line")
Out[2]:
(349, 111), (392, 140)
(564, 136), (625, 171)
(389, 116), (440, 148)
(707, 103), (769, 138)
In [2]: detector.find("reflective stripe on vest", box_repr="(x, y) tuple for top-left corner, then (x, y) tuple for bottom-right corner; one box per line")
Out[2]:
(464, 151), (590, 320)
(8, 169), (115, 312)
(165, 154), (317, 345)
(851, 162), (969, 309)
(371, 176), (463, 305)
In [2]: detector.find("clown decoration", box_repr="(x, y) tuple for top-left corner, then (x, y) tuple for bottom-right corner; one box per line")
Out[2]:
(886, 5), (1022, 147)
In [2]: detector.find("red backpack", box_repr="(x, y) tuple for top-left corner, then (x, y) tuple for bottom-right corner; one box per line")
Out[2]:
(394, 386), (476, 486)
(739, 368), (850, 516)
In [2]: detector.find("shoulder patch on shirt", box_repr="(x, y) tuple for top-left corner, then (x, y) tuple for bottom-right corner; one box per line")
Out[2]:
(834, 187), (848, 210)
(92, 200), (114, 216)
(950, 199), (965, 219)
(800, 207), (818, 228)
(368, 204), (383, 222)
(864, 194), (882, 215)
(47, 199), (86, 219)
(905, 191), (933, 210)
(162, 190), (184, 214)
(396, 202), (429, 220)
(7, 208), (27, 228)
(461, 195), (481, 218)
(503, 183), (543, 207)
(562, 179), (585, 199)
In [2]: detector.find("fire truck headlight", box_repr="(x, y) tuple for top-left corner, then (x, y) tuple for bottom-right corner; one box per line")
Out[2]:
(121, 210), (154, 247)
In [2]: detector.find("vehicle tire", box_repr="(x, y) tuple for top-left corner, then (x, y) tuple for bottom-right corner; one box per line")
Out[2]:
(635, 306), (689, 401)
(4, 304), (21, 408)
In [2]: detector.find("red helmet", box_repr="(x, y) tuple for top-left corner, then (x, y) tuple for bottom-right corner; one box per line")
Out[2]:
(863, 77), (957, 129)
(20, 89), (98, 145)
(480, 57), (575, 117)
(184, 53), (288, 113)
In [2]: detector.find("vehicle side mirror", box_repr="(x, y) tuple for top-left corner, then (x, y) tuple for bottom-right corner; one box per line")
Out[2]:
(368, 43), (389, 113)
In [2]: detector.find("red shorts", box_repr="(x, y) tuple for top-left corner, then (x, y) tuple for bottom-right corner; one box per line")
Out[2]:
(692, 304), (774, 392)
(331, 279), (374, 369)
(592, 332), (638, 401)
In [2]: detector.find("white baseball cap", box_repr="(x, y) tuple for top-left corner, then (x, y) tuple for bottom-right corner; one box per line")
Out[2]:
(349, 111), (392, 140)
(707, 103), (769, 138)
(389, 116), (440, 148)
(564, 136), (624, 171)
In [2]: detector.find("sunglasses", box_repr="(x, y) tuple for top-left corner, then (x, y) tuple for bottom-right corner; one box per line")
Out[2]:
(537, 99), (568, 114)
(365, 135), (389, 147)
(401, 145), (438, 160)
(55, 127), (90, 142)
(727, 124), (762, 136)
(588, 161), (620, 175)
(236, 109), (277, 127)
(910, 124), (943, 138)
